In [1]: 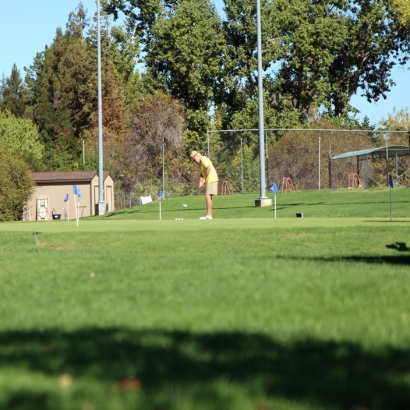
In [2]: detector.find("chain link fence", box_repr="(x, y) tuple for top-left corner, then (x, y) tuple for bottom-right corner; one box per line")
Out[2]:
(206, 128), (410, 193)
(113, 128), (410, 210)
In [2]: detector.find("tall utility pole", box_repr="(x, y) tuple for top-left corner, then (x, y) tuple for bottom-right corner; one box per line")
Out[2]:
(97, 0), (106, 215)
(255, 0), (272, 207)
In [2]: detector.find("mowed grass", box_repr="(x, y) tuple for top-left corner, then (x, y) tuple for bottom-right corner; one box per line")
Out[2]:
(102, 186), (410, 220)
(0, 188), (410, 410)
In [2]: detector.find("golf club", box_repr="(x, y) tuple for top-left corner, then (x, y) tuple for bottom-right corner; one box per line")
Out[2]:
(182, 189), (199, 207)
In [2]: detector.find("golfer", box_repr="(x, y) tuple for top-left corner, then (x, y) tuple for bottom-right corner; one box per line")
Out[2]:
(190, 151), (218, 219)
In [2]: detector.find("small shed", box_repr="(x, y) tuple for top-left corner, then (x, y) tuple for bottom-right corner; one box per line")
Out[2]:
(26, 171), (114, 221)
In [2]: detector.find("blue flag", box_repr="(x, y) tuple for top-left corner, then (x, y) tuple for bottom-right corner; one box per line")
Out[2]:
(73, 185), (82, 198)
(64, 194), (69, 202)
(389, 174), (394, 188)
(271, 183), (278, 194)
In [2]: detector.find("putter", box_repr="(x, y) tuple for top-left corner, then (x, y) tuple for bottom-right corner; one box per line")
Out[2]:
(183, 189), (199, 208)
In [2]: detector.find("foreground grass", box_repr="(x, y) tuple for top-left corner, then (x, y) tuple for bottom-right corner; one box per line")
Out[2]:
(1, 208), (410, 410)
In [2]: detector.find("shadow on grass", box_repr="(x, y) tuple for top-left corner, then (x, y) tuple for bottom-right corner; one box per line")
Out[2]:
(1, 329), (410, 409)
(386, 242), (410, 252)
(276, 253), (410, 266)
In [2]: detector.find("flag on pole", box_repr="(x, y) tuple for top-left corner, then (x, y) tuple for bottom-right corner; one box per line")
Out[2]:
(73, 185), (81, 227)
(64, 193), (69, 202)
(389, 174), (394, 188)
(271, 183), (278, 219)
(73, 184), (82, 198)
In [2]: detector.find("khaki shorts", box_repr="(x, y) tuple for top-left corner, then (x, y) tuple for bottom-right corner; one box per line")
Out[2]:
(205, 181), (218, 196)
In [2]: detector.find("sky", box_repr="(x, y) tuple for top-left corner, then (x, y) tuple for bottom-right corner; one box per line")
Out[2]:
(0, 0), (409, 127)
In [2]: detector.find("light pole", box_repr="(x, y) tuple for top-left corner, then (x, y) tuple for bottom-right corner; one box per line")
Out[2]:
(255, 0), (272, 207)
(97, 0), (106, 215)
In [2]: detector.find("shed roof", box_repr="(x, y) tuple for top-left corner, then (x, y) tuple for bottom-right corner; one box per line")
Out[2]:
(32, 171), (111, 184)
(331, 145), (410, 160)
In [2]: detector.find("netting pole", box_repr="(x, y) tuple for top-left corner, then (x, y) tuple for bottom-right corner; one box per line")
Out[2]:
(384, 133), (389, 186)
(265, 130), (269, 190)
(240, 138), (244, 194)
(328, 132), (332, 189)
(318, 136), (321, 190)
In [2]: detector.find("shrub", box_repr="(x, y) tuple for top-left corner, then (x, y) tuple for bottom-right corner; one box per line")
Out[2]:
(0, 144), (35, 221)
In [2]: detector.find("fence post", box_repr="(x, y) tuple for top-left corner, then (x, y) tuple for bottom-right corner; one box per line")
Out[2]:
(328, 132), (332, 189)
(240, 138), (244, 194)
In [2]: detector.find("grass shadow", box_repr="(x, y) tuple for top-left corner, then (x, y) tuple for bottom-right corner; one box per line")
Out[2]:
(1, 329), (410, 409)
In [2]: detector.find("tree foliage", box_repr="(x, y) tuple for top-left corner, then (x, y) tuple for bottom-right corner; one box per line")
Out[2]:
(0, 64), (30, 118)
(268, 121), (375, 190)
(104, 92), (185, 191)
(379, 107), (410, 131)
(0, 110), (44, 169)
(393, 0), (410, 24)
(0, 144), (35, 221)
(267, 0), (410, 118)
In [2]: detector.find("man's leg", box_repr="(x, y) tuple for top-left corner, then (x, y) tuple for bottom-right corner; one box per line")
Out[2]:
(205, 194), (213, 217)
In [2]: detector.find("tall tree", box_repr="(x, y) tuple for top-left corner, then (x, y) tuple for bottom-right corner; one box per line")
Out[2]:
(104, 0), (225, 139)
(0, 64), (29, 118)
(25, 4), (96, 169)
(25, 3), (132, 170)
(267, 0), (410, 117)
(104, 91), (185, 191)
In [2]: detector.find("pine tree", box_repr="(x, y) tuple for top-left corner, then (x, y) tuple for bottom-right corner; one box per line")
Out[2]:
(0, 64), (29, 118)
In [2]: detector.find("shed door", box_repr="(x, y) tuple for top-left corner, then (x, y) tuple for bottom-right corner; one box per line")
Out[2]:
(36, 197), (48, 221)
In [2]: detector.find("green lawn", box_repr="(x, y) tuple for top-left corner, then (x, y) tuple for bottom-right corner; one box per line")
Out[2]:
(0, 188), (409, 410)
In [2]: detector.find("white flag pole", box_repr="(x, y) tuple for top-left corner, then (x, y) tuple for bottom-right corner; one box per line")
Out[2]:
(74, 193), (78, 227)
(274, 193), (276, 219)
(78, 196), (80, 227)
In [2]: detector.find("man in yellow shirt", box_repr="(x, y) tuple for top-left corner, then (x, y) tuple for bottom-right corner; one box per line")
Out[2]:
(190, 151), (219, 219)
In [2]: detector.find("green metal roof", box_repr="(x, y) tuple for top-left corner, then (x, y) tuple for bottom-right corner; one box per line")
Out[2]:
(331, 145), (410, 160)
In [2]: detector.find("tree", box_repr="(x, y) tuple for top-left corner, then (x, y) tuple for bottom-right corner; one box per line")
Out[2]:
(104, 91), (185, 191)
(0, 64), (29, 118)
(104, 0), (225, 138)
(25, 4), (132, 171)
(0, 110), (44, 169)
(0, 144), (35, 221)
(268, 121), (374, 190)
(379, 107), (410, 132)
(267, 0), (410, 118)
(25, 5), (97, 169)
(393, 0), (410, 24)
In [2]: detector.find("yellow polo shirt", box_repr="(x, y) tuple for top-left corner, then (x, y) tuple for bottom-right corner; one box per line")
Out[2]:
(200, 156), (218, 183)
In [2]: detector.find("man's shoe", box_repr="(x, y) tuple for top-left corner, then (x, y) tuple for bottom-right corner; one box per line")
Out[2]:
(199, 215), (213, 220)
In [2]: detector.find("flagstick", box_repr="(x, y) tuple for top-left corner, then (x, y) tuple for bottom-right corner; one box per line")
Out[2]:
(274, 194), (276, 219)
(77, 197), (80, 227)
(389, 184), (392, 222)
(74, 194), (78, 227)
(159, 200), (162, 221)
